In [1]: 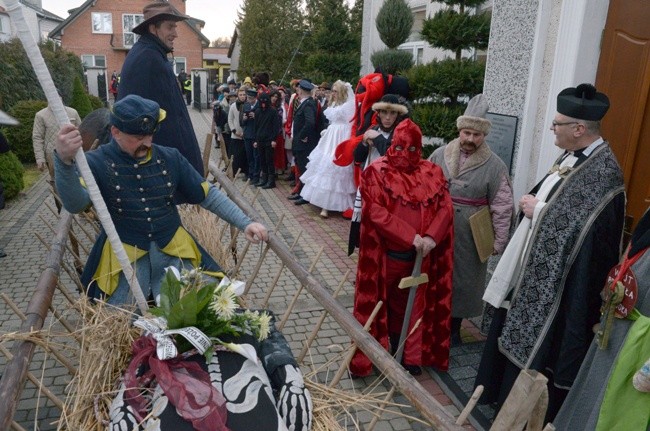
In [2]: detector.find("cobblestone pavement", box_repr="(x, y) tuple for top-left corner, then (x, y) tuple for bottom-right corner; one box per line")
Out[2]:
(0, 107), (493, 430)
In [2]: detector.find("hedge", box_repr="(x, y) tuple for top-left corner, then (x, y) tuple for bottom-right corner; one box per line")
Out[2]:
(3, 100), (48, 164)
(0, 150), (25, 200)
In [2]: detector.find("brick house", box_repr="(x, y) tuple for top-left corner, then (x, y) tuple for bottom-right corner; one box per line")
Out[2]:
(49, 0), (209, 99)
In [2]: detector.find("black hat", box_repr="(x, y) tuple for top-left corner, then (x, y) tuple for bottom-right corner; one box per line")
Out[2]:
(132, 2), (189, 36)
(298, 79), (315, 91)
(386, 75), (410, 100)
(245, 88), (258, 97)
(372, 94), (408, 115)
(557, 83), (610, 121)
(111, 95), (165, 135)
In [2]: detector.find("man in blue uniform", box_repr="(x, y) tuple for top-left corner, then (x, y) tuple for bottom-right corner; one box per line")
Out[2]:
(54, 95), (268, 305)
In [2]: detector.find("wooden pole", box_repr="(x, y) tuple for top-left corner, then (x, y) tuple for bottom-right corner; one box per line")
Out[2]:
(0, 212), (72, 430)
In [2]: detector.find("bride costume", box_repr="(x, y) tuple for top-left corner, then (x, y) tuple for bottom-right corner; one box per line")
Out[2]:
(300, 82), (356, 213)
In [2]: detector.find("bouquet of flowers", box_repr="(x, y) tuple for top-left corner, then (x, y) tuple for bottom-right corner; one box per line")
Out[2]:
(122, 267), (273, 430)
(146, 267), (272, 362)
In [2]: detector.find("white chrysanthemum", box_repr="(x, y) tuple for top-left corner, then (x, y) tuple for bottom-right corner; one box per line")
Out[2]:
(210, 286), (237, 320)
(180, 267), (202, 285)
(257, 312), (271, 341)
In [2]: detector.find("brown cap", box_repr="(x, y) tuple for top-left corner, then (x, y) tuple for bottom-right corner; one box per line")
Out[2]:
(132, 2), (189, 35)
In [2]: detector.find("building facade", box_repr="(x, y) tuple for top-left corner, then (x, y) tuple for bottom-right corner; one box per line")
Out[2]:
(0, 0), (63, 43)
(485, 0), (649, 226)
(49, 0), (209, 99)
(203, 46), (230, 84)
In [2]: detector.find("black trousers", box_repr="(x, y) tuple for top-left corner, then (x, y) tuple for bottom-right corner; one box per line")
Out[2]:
(258, 140), (274, 177)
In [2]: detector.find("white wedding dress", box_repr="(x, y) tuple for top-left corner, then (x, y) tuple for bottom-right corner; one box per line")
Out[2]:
(300, 83), (356, 211)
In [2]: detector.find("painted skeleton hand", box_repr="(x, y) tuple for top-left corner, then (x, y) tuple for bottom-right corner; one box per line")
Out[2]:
(274, 365), (313, 431)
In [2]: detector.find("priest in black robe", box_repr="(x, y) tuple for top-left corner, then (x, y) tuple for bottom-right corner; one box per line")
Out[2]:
(475, 83), (626, 423)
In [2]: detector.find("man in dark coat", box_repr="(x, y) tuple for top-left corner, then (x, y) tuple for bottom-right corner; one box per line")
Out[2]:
(287, 79), (320, 205)
(476, 84), (626, 422)
(253, 92), (282, 189)
(241, 88), (259, 183)
(117, 2), (203, 174)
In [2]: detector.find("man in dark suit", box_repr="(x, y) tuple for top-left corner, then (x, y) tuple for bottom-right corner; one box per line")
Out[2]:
(288, 80), (320, 205)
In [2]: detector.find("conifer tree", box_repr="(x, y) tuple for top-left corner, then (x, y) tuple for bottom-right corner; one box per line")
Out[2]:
(71, 75), (92, 119)
(237, 0), (305, 81)
(370, 0), (414, 75)
(303, 0), (360, 83)
(408, 0), (490, 143)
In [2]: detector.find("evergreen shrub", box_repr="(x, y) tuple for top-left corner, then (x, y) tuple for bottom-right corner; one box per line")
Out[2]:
(370, 49), (414, 76)
(88, 94), (105, 110)
(0, 151), (25, 200)
(4, 100), (47, 163)
(71, 76), (92, 119)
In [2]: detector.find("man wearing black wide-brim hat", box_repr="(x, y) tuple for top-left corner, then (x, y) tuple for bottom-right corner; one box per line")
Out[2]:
(476, 83), (626, 422)
(117, 2), (203, 174)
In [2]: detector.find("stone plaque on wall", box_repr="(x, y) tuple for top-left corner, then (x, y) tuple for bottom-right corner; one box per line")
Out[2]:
(485, 112), (518, 173)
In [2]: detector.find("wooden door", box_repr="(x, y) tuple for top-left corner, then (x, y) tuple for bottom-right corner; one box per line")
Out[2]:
(595, 0), (650, 229)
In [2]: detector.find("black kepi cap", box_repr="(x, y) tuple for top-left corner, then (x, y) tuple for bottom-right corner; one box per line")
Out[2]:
(111, 95), (165, 135)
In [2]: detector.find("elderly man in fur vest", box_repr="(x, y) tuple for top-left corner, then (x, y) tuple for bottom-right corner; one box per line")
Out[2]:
(428, 94), (513, 346)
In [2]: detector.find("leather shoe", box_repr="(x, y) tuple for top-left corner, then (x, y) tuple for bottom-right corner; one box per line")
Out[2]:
(294, 198), (309, 205)
(287, 193), (301, 200)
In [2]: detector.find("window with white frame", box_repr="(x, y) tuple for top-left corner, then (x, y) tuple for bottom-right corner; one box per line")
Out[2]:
(122, 13), (144, 48)
(91, 12), (112, 34)
(408, 8), (426, 42)
(174, 57), (187, 75)
(81, 55), (106, 68)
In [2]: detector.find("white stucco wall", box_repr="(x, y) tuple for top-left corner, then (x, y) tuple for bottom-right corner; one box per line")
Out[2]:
(484, 0), (610, 199)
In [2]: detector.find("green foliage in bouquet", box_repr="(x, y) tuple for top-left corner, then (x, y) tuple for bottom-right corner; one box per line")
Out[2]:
(149, 269), (271, 360)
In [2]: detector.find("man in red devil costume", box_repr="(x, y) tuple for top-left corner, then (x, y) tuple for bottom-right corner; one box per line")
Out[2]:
(351, 119), (454, 377)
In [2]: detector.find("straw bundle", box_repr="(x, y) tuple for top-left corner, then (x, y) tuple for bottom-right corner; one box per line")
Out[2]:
(57, 300), (140, 430)
(178, 204), (236, 274)
(2, 297), (427, 430)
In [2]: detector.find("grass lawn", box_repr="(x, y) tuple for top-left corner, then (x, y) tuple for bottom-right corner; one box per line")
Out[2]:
(22, 163), (43, 192)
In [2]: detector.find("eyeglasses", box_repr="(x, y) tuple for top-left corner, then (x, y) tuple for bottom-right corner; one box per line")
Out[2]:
(551, 121), (578, 129)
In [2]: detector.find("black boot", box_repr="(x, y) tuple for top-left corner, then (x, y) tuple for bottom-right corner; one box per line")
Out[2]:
(285, 169), (295, 181)
(253, 174), (267, 187)
(262, 174), (276, 189)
